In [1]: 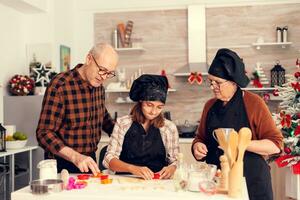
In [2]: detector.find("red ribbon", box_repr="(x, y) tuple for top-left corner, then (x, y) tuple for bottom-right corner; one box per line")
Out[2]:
(188, 72), (203, 85)
(280, 112), (292, 128)
(291, 82), (300, 92)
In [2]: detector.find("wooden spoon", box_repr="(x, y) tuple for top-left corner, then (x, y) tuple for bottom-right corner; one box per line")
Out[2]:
(214, 128), (232, 166)
(236, 127), (252, 163)
(214, 128), (227, 151)
(228, 130), (239, 168)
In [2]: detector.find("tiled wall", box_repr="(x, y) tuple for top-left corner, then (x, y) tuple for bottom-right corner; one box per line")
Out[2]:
(94, 3), (300, 124)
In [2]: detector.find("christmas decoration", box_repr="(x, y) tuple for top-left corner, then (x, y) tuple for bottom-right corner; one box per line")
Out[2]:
(161, 69), (171, 88)
(271, 61), (285, 87)
(188, 72), (203, 85)
(31, 63), (55, 87)
(263, 93), (270, 102)
(252, 62), (269, 88)
(8, 75), (35, 96)
(272, 68), (300, 174)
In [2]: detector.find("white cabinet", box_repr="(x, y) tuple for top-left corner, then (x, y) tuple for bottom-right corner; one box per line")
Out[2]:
(0, 146), (38, 200)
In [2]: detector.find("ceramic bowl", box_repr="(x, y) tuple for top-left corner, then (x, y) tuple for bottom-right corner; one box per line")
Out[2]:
(6, 140), (27, 149)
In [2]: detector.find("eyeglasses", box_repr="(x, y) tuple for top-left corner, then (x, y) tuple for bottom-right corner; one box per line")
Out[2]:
(91, 55), (116, 79)
(207, 79), (228, 88)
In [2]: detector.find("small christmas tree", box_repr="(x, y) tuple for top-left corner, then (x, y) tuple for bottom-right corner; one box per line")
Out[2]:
(273, 67), (300, 174)
(251, 62), (269, 88)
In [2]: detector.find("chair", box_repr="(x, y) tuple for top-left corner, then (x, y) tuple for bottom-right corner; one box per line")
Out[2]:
(98, 145), (108, 171)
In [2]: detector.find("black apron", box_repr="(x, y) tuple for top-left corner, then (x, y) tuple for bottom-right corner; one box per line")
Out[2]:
(205, 88), (273, 200)
(45, 152), (96, 173)
(119, 122), (167, 173)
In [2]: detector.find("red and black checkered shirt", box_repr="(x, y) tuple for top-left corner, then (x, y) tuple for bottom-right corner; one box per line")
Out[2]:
(36, 64), (114, 157)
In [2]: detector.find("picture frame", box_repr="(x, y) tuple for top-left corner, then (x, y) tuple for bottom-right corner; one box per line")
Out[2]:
(60, 45), (71, 72)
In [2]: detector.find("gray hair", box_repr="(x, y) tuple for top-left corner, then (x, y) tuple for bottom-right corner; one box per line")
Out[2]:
(89, 43), (118, 61)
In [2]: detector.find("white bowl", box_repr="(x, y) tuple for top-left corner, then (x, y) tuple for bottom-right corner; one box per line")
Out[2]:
(6, 140), (27, 149)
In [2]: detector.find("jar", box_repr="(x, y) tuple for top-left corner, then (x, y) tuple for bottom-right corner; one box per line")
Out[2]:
(37, 159), (57, 180)
(188, 170), (209, 192)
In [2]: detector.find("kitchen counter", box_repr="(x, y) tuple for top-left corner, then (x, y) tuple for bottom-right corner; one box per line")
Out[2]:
(11, 174), (249, 200)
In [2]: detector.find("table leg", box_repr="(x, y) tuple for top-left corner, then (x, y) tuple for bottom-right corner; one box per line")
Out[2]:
(3, 156), (7, 200)
(11, 154), (14, 192)
(29, 150), (32, 183)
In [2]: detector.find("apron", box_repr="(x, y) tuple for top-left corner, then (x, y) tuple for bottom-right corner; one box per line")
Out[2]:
(205, 88), (273, 200)
(119, 121), (167, 173)
(45, 152), (96, 173)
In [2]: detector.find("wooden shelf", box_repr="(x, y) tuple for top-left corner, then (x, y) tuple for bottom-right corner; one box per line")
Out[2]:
(115, 47), (145, 52)
(241, 87), (276, 92)
(174, 72), (208, 77)
(252, 42), (292, 50)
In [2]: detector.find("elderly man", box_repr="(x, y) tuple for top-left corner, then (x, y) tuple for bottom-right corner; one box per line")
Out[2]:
(36, 43), (118, 175)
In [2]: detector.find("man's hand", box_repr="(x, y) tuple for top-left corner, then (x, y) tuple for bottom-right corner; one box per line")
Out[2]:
(129, 165), (154, 180)
(59, 146), (100, 175)
(72, 153), (100, 175)
(193, 142), (208, 160)
(158, 165), (176, 179)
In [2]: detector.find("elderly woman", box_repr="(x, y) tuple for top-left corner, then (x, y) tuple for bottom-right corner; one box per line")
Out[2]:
(103, 74), (179, 180)
(192, 49), (283, 200)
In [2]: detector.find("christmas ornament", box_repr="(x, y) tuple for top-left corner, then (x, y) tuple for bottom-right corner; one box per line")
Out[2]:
(284, 147), (292, 154)
(263, 93), (270, 102)
(273, 89), (279, 96)
(8, 75), (35, 96)
(188, 72), (203, 85)
(32, 63), (52, 87)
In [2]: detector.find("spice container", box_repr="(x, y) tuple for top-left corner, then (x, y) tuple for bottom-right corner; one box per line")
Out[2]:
(282, 26), (288, 42)
(276, 27), (282, 43)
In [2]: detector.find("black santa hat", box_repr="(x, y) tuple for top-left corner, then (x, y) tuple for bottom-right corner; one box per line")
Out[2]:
(208, 48), (250, 87)
(129, 74), (168, 103)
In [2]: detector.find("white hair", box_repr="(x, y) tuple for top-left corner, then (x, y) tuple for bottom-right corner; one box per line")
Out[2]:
(89, 43), (118, 61)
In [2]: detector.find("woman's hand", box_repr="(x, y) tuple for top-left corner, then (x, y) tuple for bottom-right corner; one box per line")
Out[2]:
(129, 165), (154, 180)
(159, 165), (176, 179)
(193, 142), (208, 160)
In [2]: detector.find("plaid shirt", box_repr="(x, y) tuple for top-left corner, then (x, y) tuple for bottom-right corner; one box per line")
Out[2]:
(103, 115), (180, 168)
(36, 64), (114, 157)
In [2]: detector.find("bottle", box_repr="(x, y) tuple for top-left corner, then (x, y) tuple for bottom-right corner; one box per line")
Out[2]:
(173, 153), (187, 191)
(113, 29), (118, 48)
(114, 112), (118, 121)
(282, 26), (288, 43)
(276, 27), (282, 43)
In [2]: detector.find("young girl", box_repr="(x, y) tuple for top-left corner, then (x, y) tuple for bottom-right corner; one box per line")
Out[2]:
(103, 74), (179, 180)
